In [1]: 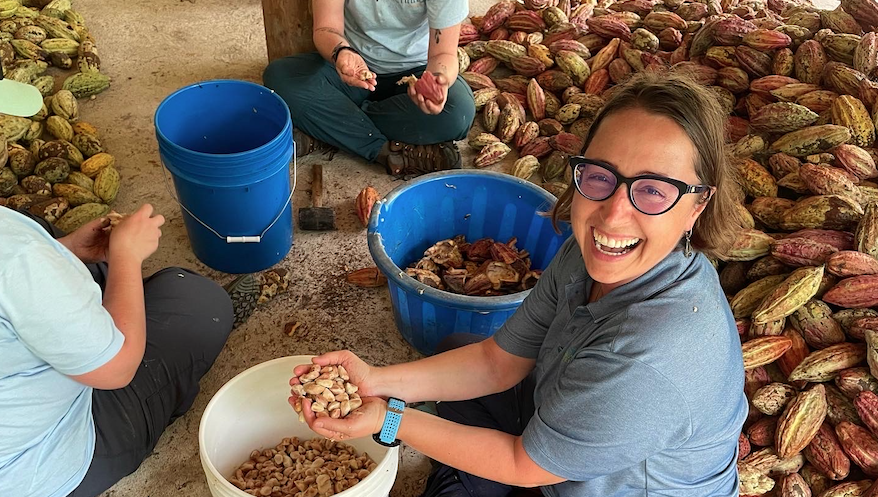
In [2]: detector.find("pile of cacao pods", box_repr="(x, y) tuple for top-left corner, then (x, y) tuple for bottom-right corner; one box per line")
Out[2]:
(459, 0), (878, 494)
(458, 0), (878, 196)
(0, 0), (118, 232)
(0, 0), (110, 98)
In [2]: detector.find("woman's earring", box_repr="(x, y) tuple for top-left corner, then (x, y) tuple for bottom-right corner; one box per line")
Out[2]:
(684, 230), (692, 257)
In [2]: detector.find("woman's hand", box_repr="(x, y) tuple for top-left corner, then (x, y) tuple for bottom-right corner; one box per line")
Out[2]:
(289, 350), (382, 399)
(408, 72), (449, 115)
(336, 50), (377, 91)
(294, 396), (387, 442)
(288, 351), (387, 441)
(59, 215), (111, 263)
(108, 204), (164, 264)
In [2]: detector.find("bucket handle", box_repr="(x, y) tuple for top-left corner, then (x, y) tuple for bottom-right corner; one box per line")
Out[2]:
(160, 146), (297, 244)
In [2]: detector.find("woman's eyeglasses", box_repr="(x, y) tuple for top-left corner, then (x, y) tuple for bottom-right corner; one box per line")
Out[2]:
(569, 157), (713, 216)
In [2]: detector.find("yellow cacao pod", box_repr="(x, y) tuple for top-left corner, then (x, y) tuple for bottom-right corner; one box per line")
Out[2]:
(93, 165), (119, 203)
(80, 152), (114, 178)
(50, 89), (77, 120)
(45, 115), (73, 141)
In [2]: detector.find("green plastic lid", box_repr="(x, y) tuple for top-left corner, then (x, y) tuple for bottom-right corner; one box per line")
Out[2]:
(0, 64), (43, 118)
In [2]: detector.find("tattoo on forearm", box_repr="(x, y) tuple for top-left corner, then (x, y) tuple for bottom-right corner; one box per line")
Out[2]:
(315, 27), (346, 39)
(435, 29), (441, 44)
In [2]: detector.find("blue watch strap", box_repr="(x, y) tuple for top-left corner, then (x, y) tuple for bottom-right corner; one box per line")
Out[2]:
(376, 398), (405, 445)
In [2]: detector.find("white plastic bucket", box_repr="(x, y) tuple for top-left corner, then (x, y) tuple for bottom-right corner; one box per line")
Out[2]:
(199, 356), (400, 497)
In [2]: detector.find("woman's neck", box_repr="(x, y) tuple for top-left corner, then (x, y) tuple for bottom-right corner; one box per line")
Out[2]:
(589, 281), (604, 303)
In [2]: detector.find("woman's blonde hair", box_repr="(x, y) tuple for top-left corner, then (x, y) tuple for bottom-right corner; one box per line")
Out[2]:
(550, 70), (746, 260)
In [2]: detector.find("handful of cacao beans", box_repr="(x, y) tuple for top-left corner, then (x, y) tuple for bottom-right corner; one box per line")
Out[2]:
(291, 365), (362, 421)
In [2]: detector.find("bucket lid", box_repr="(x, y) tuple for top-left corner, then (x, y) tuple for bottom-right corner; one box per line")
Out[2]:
(0, 64), (43, 117)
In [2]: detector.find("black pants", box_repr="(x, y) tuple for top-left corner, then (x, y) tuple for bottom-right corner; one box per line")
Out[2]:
(422, 333), (538, 497)
(16, 211), (235, 497)
(262, 52), (476, 161)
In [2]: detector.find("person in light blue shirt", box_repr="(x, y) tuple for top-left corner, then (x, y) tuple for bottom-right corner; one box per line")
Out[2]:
(287, 71), (750, 497)
(0, 204), (255, 497)
(263, 0), (476, 178)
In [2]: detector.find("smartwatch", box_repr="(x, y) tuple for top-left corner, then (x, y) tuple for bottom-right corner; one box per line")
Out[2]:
(372, 397), (405, 447)
(331, 45), (359, 63)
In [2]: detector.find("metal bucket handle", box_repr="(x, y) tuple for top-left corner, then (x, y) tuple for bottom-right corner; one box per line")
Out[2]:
(160, 144), (297, 244)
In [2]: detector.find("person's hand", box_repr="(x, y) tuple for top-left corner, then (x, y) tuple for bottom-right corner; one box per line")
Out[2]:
(289, 350), (381, 400)
(336, 50), (377, 91)
(59, 215), (111, 263)
(298, 396), (387, 442)
(108, 204), (164, 263)
(408, 72), (449, 115)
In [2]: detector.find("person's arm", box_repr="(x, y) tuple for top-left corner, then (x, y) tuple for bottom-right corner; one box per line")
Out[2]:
(409, 23), (462, 115)
(69, 252), (146, 389)
(396, 354), (690, 486)
(374, 337), (535, 403)
(426, 24), (461, 84)
(68, 204), (164, 389)
(311, 355), (690, 487)
(398, 409), (566, 487)
(311, 0), (347, 62)
(311, 0), (376, 90)
(302, 393), (563, 487)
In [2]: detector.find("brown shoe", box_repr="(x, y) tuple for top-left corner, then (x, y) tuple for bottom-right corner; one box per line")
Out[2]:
(377, 140), (461, 177)
(293, 128), (336, 158)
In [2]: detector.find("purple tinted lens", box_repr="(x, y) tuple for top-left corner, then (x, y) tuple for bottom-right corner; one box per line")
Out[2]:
(631, 179), (679, 214)
(578, 163), (617, 199)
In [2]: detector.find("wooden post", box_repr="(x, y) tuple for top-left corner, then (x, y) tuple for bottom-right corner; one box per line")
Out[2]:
(261, 0), (315, 62)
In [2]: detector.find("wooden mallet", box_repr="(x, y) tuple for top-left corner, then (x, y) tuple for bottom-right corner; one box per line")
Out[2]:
(298, 163), (336, 231)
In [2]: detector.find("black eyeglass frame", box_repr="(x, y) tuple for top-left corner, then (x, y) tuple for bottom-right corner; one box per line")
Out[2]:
(568, 156), (713, 216)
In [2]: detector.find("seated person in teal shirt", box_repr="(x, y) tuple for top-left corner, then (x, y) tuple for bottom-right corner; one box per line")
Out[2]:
(0, 203), (258, 497)
(286, 71), (750, 497)
(262, 0), (476, 178)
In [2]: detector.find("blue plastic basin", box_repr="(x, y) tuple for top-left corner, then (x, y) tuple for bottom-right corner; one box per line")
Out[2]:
(367, 170), (572, 355)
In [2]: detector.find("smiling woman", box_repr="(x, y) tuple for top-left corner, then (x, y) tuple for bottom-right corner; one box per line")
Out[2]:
(286, 71), (752, 497)
(552, 70), (746, 264)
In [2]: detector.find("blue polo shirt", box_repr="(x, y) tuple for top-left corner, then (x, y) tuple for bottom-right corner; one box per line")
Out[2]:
(494, 237), (747, 496)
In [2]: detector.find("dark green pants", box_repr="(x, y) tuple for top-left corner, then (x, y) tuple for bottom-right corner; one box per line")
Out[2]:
(262, 53), (476, 161)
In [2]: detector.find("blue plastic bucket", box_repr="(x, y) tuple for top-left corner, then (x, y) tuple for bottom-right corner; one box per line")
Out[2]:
(367, 170), (573, 355)
(155, 80), (294, 274)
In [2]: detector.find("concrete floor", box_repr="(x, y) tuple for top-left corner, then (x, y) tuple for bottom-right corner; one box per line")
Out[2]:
(79, 0), (494, 496)
(78, 0), (844, 495)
